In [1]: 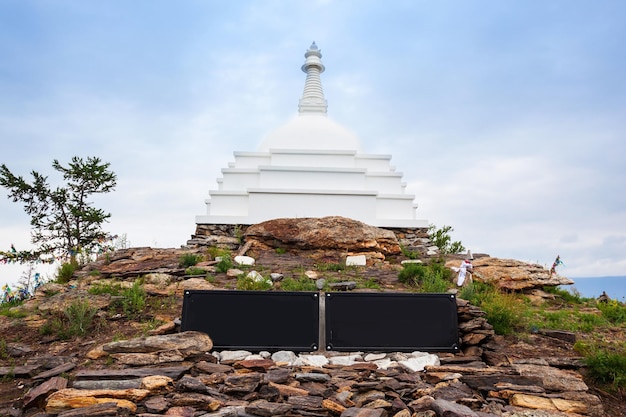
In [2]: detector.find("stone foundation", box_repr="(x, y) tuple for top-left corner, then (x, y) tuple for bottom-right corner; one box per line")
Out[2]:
(188, 223), (436, 256)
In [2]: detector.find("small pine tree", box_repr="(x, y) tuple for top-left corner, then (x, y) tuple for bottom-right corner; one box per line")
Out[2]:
(428, 224), (466, 254)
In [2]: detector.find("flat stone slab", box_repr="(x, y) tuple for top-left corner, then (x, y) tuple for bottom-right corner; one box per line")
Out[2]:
(74, 366), (191, 381)
(0, 365), (40, 378)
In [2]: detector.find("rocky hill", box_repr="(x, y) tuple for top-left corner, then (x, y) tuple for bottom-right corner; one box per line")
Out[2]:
(0, 217), (623, 417)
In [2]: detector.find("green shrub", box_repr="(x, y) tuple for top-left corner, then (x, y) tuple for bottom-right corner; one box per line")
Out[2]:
(41, 298), (98, 339)
(121, 281), (146, 317)
(216, 256), (233, 273)
(236, 274), (273, 291)
(57, 261), (78, 284)
(398, 263), (427, 285)
(597, 300), (626, 324)
(275, 247), (287, 254)
(179, 253), (203, 268)
(64, 298), (98, 337)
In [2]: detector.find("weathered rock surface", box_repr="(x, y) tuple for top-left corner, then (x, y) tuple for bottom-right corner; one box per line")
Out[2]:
(244, 216), (402, 256)
(449, 257), (574, 291)
(76, 247), (197, 278)
(102, 331), (213, 356)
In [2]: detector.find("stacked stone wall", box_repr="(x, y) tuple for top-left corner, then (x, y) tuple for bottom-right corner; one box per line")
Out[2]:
(189, 223), (435, 256)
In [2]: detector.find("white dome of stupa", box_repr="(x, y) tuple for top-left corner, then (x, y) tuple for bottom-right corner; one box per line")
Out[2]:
(259, 113), (362, 152)
(258, 42), (362, 152)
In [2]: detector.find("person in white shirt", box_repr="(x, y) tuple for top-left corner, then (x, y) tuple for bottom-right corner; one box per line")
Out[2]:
(455, 259), (473, 287)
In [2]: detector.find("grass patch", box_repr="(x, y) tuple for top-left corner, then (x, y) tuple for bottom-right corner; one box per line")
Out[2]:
(315, 262), (345, 272)
(398, 261), (453, 293)
(275, 247), (287, 254)
(576, 340), (626, 391)
(597, 300), (626, 324)
(280, 276), (318, 291)
(526, 308), (606, 333)
(460, 282), (524, 335)
(0, 299), (25, 318)
(482, 292), (524, 335)
(359, 278), (381, 290)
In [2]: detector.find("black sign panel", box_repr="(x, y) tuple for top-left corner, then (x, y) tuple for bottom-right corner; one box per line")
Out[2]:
(325, 292), (459, 352)
(181, 290), (319, 351)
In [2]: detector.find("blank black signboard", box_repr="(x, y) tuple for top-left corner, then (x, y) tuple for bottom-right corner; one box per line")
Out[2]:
(181, 290), (319, 351)
(325, 292), (459, 352)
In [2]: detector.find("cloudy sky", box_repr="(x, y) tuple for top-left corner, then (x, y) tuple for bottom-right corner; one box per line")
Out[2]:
(1, 1), (625, 287)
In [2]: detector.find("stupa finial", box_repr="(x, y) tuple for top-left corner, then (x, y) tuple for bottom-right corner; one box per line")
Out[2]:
(298, 42), (328, 114)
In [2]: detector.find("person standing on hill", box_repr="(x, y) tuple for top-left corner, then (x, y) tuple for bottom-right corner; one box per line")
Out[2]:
(456, 259), (473, 287)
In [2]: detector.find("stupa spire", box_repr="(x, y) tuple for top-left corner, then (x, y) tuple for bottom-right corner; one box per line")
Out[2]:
(298, 42), (328, 114)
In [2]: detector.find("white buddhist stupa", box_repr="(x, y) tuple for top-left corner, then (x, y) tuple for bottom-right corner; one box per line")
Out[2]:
(195, 43), (427, 229)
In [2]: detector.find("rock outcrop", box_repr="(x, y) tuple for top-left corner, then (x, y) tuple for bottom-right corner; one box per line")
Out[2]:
(0, 216), (613, 416)
(244, 217), (402, 256)
(447, 257), (574, 292)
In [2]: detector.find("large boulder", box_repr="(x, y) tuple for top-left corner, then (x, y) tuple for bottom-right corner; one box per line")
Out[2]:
(452, 257), (574, 291)
(243, 216), (401, 256)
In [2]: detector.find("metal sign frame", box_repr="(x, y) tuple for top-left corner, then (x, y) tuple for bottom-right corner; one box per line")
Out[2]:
(324, 292), (459, 352)
(181, 290), (320, 352)
(181, 290), (459, 353)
